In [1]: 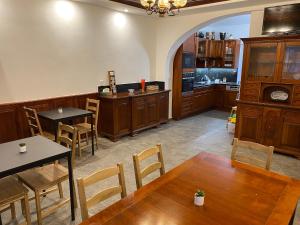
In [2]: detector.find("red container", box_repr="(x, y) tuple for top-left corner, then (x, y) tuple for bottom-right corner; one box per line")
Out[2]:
(141, 79), (145, 92)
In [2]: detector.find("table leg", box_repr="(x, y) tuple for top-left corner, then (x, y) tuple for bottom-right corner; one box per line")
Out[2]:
(289, 208), (296, 225)
(0, 214), (2, 225)
(67, 152), (75, 221)
(91, 115), (94, 155)
(54, 121), (59, 142)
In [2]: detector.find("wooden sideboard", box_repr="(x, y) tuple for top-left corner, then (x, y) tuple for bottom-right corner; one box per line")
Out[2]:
(236, 35), (300, 158)
(99, 90), (170, 141)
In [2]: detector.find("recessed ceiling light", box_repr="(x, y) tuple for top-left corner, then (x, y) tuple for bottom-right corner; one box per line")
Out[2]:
(124, 9), (129, 12)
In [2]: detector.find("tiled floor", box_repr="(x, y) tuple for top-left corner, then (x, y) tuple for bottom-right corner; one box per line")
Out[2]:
(2, 110), (300, 225)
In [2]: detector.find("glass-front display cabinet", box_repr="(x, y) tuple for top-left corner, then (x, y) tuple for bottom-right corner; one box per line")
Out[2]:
(244, 43), (279, 82)
(281, 42), (300, 83)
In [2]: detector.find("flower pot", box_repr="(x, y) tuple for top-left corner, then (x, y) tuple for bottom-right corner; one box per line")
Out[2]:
(19, 143), (27, 153)
(194, 196), (204, 206)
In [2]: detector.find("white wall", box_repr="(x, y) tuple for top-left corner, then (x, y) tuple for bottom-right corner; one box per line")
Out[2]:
(199, 14), (251, 81)
(0, 0), (156, 103)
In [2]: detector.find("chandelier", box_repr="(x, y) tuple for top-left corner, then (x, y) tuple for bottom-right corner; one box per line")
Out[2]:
(140, 0), (187, 17)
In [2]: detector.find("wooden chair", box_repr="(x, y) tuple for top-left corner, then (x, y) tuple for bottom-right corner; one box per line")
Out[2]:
(17, 123), (77, 225)
(231, 138), (274, 170)
(133, 144), (165, 189)
(75, 98), (100, 157)
(23, 106), (54, 141)
(0, 176), (31, 225)
(77, 163), (127, 221)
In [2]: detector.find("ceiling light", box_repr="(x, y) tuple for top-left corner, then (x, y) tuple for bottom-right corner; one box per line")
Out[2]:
(140, 0), (187, 17)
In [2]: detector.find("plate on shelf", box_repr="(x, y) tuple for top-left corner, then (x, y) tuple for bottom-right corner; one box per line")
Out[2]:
(270, 91), (289, 101)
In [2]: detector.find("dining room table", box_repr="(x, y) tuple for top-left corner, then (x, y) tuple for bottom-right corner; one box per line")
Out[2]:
(79, 151), (300, 225)
(38, 107), (95, 155)
(0, 135), (76, 225)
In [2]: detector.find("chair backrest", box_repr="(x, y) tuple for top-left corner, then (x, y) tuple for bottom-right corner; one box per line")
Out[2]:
(133, 144), (165, 189)
(23, 106), (43, 136)
(56, 122), (77, 167)
(84, 98), (100, 127)
(231, 138), (274, 170)
(76, 163), (127, 221)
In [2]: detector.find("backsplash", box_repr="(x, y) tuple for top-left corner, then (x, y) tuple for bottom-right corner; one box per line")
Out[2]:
(196, 68), (238, 83)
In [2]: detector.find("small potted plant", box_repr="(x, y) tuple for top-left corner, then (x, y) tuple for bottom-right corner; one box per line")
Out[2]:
(194, 189), (205, 206)
(19, 143), (27, 153)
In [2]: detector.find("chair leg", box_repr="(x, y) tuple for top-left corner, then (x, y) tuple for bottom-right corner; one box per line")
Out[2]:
(86, 132), (89, 145)
(78, 133), (82, 158)
(58, 183), (64, 199)
(23, 193), (32, 225)
(10, 203), (16, 219)
(35, 191), (43, 225)
(95, 130), (99, 150)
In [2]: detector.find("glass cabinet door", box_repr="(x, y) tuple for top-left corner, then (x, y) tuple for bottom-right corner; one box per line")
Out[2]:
(282, 43), (300, 82)
(246, 43), (278, 81)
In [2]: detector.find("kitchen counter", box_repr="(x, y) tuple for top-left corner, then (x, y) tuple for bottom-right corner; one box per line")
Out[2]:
(193, 82), (240, 89)
(99, 90), (170, 99)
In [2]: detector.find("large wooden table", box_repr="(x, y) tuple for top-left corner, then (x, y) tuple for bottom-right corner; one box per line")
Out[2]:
(80, 152), (300, 225)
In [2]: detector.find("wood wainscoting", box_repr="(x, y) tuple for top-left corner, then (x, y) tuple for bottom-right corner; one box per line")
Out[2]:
(0, 93), (98, 144)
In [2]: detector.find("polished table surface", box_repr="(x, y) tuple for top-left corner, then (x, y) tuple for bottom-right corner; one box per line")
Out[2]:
(80, 152), (300, 225)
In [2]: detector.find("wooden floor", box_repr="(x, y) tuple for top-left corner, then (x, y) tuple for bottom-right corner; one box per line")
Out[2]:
(1, 110), (300, 225)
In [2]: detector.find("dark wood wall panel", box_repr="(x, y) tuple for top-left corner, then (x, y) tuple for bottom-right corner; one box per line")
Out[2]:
(0, 93), (98, 144)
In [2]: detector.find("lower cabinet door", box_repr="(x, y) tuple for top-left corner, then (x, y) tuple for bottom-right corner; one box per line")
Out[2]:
(116, 99), (131, 135)
(278, 110), (300, 156)
(237, 105), (263, 143)
(146, 95), (159, 126)
(159, 92), (169, 123)
(132, 97), (147, 131)
(261, 108), (281, 146)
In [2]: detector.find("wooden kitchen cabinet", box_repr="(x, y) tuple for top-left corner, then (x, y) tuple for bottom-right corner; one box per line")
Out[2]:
(224, 91), (238, 110)
(100, 90), (170, 141)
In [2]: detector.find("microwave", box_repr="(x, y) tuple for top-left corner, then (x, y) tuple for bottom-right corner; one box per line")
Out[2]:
(182, 52), (195, 69)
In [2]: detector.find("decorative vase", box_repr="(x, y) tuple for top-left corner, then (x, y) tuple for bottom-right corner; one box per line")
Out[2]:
(194, 195), (205, 206)
(220, 32), (226, 40)
(211, 32), (215, 40)
(198, 32), (204, 38)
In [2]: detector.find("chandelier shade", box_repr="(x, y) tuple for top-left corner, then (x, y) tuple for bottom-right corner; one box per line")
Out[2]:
(140, 0), (187, 16)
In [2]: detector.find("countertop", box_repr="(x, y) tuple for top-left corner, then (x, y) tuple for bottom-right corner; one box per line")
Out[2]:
(99, 89), (170, 99)
(193, 82), (240, 88)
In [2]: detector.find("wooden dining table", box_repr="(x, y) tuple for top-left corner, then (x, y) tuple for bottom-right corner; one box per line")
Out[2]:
(80, 152), (300, 225)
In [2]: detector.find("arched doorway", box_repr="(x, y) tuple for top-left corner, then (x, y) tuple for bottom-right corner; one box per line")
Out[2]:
(169, 13), (250, 119)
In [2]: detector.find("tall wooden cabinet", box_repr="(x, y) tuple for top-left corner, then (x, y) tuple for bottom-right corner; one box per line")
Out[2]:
(236, 35), (300, 158)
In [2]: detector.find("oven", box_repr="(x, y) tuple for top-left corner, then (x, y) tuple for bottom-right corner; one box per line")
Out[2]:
(182, 72), (195, 92)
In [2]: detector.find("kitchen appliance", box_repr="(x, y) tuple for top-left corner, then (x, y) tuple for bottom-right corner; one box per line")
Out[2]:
(182, 52), (195, 69)
(182, 72), (195, 92)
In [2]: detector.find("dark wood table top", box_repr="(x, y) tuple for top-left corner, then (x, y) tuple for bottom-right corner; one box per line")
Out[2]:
(80, 152), (300, 225)
(0, 136), (70, 178)
(38, 107), (92, 121)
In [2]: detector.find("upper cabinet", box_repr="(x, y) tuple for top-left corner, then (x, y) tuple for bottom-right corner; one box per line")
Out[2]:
(281, 42), (300, 83)
(242, 36), (300, 84)
(196, 38), (240, 69)
(244, 42), (280, 82)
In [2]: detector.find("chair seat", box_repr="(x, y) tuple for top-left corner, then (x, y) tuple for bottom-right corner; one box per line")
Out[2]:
(17, 164), (68, 191)
(43, 131), (55, 141)
(0, 176), (28, 205)
(74, 123), (95, 133)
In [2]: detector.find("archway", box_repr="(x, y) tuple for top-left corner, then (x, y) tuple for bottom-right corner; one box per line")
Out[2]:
(165, 13), (251, 118)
